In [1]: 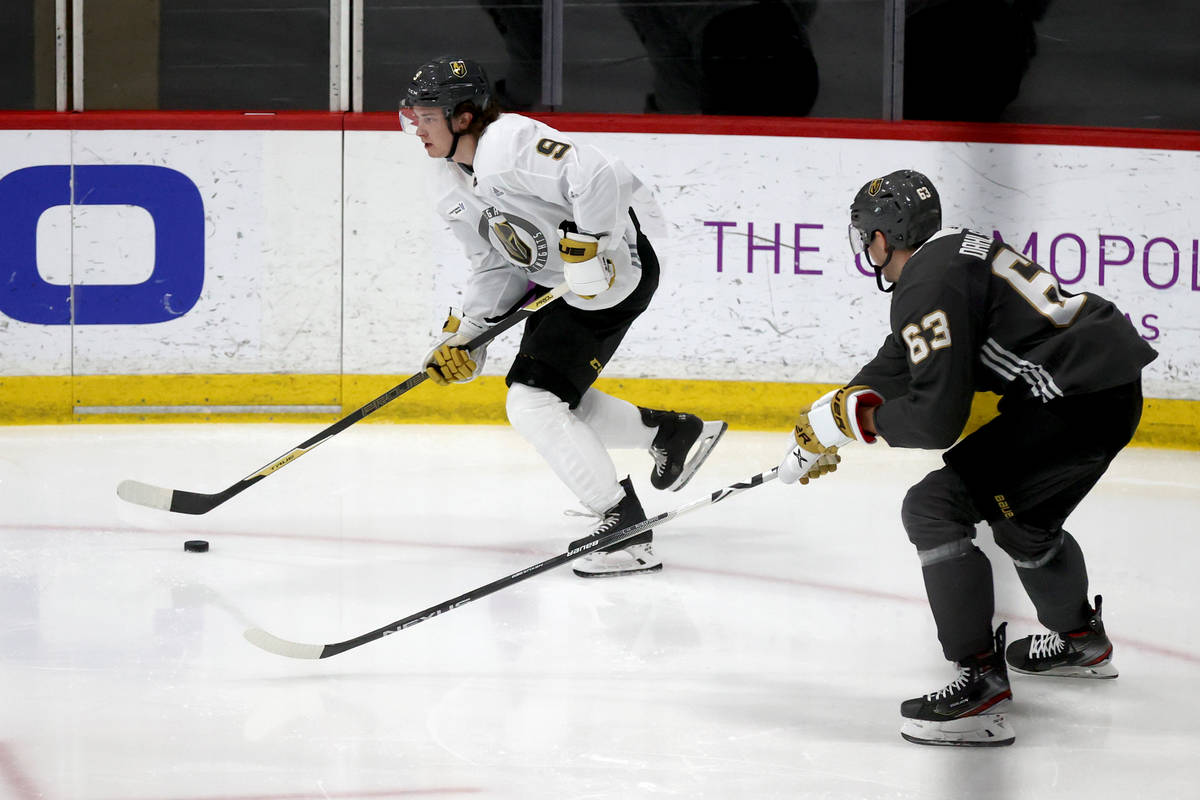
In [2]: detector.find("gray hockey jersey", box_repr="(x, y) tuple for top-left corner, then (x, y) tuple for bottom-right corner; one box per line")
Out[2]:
(851, 228), (1157, 449)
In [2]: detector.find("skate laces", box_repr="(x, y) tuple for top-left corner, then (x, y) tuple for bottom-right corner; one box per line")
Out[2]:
(594, 511), (621, 535)
(564, 507), (621, 535)
(649, 414), (691, 477)
(650, 446), (669, 476)
(1028, 632), (1066, 659)
(927, 666), (972, 700)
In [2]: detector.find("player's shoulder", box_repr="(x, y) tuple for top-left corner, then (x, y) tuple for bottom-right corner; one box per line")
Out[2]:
(914, 227), (970, 257)
(909, 227), (999, 274)
(485, 112), (541, 142)
(474, 113), (559, 176)
(895, 227), (985, 305)
(427, 159), (473, 209)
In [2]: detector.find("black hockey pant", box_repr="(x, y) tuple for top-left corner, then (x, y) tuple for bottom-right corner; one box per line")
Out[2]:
(506, 216), (659, 409)
(901, 380), (1143, 661)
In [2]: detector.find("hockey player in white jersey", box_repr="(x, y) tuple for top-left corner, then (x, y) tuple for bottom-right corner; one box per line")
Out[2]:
(399, 56), (726, 577)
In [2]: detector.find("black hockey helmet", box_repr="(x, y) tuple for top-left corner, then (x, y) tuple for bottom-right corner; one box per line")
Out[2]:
(849, 169), (941, 291)
(849, 169), (941, 253)
(399, 56), (492, 125)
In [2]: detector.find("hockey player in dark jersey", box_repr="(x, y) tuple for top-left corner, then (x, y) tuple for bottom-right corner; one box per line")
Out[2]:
(778, 169), (1157, 746)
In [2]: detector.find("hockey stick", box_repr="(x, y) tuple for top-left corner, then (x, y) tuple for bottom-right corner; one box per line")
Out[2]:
(244, 467), (779, 659)
(117, 283), (571, 515)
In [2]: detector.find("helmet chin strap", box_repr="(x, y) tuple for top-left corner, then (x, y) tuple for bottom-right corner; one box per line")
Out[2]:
(870, 246), (896, 293)
(442, 113), (462, 161)
(443, 110), (479, 162)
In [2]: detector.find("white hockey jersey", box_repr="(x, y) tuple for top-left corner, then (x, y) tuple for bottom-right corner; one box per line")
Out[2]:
(430, 114), (653, 319)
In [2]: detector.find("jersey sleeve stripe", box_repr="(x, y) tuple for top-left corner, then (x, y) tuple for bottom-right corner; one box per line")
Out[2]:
(982, 338), (1065, 402)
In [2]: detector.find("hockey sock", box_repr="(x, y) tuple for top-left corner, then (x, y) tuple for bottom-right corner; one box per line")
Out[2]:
(920, 542), (996, 661)
(1013, 531), (1092, 632)
(574, 388), (656, 450)
(506, 382), (624, 513)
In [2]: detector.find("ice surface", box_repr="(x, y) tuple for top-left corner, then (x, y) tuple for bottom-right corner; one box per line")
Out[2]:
(1, 423), (1196, 799)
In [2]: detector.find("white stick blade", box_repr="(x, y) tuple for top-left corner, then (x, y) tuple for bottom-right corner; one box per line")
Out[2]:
(243, 627), (324, 659)
(117, 479), (174, 511)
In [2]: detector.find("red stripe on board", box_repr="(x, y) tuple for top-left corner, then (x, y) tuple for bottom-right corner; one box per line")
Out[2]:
(3, 110), (1198, 151)
(0, 111), (345, 131)
(347, 110), (1200, 151)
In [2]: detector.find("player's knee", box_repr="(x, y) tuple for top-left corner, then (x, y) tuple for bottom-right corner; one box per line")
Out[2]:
(900, 483), (927, 539)
(992, 520), (1063, 568)
(901, 469), (979, 555)
(505, 382), (564, 432)
(506, 355), (582, 408)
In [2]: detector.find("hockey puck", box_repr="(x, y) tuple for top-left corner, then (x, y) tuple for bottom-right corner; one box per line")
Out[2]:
(184, 540), (209, 553)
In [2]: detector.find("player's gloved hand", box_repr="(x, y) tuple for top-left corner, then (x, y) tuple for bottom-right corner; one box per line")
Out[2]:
(777, 385), (884, 485)
(778, 443), (840, 485)
(422, 311), (489, 386)
(558, 226), (616, 298)
(801, 384), (884, 449)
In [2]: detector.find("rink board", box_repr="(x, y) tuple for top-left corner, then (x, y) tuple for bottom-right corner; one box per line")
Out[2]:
(0, 112), (1196, 446)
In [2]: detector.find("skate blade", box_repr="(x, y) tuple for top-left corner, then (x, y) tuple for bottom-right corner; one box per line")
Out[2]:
(572, 562), (663, 578)
(1010, 660), (1118, 679)
(900, 712), (1015, 747)
(572, 550), (663, 578)
(667, 420), (728, 492)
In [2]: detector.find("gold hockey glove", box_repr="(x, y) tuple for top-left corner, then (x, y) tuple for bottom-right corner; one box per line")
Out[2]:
(799, 384), (884, 450)
(777, 385), (883, 486)
(422, 311), (489, 386)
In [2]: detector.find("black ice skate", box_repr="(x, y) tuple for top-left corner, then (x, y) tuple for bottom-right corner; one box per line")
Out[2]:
(640, 408), (728, 492)
(900, 623), (1015, 747)
(569, 476), (662, 578)
(1006, 595), (1118, 679)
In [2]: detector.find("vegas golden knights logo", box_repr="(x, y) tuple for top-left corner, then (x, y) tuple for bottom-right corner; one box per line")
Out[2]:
(492, 220), (533, 265)
(450, 60), (467, 78)
(868, 179), (883, 196)
(479, 207), (548, 273)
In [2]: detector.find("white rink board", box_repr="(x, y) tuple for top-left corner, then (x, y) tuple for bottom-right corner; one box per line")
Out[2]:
(514, 132), (1198, 397)
(1, 129), (344, 377)
(341, 130), (441, 376)
(0, 130), (73, 376)
(0, 126), (1196, 399)
(401, 130), (1198, 398)
(68, 129), (345, 376)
